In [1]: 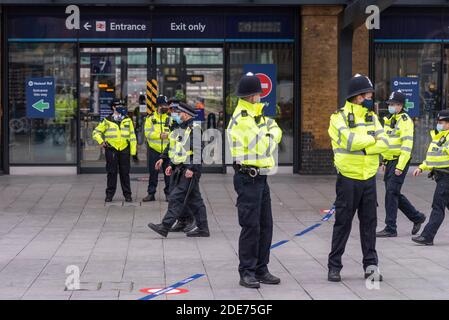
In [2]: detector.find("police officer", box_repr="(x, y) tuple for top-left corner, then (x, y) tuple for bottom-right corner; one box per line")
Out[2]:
(93, 99), (137, 202)
(147, 102), (209, 238)
(377, 91), (426, 238)
(412, 110), (449, 245)
(142, 95), (172, 202)
(227, 72), (283, 289)
(328, 74), (389, 282)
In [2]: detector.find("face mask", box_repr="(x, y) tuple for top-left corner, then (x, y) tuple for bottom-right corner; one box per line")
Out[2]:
(171, 113), (182, 124)
(113, 114), (124, 122)
(388, 106), (397, 114)
(361, 98), (374, 110)
(253, 96), (261, 104)
(437, 123), (445, 132)
(160, 108), (168, 114)
(116, 106), (128, 116)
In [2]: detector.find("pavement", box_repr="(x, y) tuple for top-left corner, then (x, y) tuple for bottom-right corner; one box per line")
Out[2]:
(0, 171), (448, 300)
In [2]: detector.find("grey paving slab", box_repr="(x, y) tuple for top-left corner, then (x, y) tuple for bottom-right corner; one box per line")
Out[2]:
(1, 173), (449, 300)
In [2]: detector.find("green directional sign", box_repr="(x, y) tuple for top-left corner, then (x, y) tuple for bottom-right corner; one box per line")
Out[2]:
(32, 99), (50, 112)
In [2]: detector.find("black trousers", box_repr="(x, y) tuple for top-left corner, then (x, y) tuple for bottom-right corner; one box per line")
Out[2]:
(147, 147), (170, 196)
(105, 146), (131, 198)
(161, 168), (208, 230)
(234, 172), (273, 278)
(328, 174), (378, 272)
(421, 173), (449, 241)
(384, 159), (424, 232)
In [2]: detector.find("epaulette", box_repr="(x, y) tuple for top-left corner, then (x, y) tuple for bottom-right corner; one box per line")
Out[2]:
(401, 114), (409, 121)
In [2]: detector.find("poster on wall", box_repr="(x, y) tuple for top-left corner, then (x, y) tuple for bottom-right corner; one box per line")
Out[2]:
(391, 77), (420, 117)
(26, 77), (55, 119)
(243, 64), (277, 117)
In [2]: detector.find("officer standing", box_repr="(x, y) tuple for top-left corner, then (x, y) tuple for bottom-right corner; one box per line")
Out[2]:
(376, 90), (426, 238)
(142, 95), (172, 202)
(227, 72), (283, 289)
(412, 110), (449, 245)
(327, 74), (389, 282)
(147, 102), (209, 238)
(93, 99), (137, 202)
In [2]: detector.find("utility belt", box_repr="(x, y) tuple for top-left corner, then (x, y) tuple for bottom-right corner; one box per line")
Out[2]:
(429, 168), (449, 180)
(233, 164), (261, 178)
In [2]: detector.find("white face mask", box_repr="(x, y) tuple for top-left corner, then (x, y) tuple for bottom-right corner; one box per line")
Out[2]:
(253, 95), (261, 104)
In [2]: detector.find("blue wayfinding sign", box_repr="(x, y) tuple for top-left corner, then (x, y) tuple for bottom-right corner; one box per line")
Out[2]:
(391, 77), (420, 117)
(26, 77), (55, 119)
(243, 64), (277, 117)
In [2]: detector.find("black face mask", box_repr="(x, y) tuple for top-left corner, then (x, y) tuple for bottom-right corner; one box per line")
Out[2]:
(160, 108), (168, 114)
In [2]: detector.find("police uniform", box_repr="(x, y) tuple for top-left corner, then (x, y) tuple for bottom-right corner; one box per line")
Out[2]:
(328, 74), (389, 282)
(92, 100), (137, 202)
(143, 95), (172, 201)
(227, 73), (282, 289)
(412, 110), (449, 245)
(377, 91), (426, 237)
(147, 102), (209, 238)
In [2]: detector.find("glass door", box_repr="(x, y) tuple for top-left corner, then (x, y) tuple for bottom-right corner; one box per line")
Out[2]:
(155, 47), (225, 172)
(79, 46), (148, 171)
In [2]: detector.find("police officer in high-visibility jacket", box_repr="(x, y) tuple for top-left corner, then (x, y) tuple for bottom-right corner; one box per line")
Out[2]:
(147, 102), (209, 238)
(327, 74), (389, 283)
(377, 91), (426, 238)
(92, 99), (137, 202)
(412, 110), (449, 245)
(227, 72), (282, 289)
(142, 95), (172, 202)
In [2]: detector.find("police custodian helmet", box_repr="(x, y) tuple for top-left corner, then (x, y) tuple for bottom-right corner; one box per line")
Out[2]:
(346, 74), (375, 101)
(110, 98), (125, 109)
(438, 109), (449, 121)
(156, 95), (168, 106)
(236, 72), (262, 97)
(386, 90), (406, 105)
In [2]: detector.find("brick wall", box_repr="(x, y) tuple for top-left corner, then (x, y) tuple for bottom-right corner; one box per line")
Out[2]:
(299, 6), (343, 174)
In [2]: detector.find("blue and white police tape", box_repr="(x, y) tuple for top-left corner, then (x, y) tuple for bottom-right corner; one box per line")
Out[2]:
(139, 274), (205, 300)
(270, 206), (336, 250)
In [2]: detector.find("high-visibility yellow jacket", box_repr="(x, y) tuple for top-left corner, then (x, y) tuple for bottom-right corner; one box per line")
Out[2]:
(418, 130), (449, 171)
(382, 112), (414, 171)
(226, 99), (282, 168)
(329, 101), (389, 180)
(92, 116), (137, 156)
(144, 111), (171, 153)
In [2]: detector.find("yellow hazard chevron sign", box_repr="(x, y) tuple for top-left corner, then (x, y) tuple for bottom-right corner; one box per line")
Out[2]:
(146, 79), (158, 113)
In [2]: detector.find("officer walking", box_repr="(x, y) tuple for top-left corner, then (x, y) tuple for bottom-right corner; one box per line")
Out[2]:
(376, 90), (426, 238)
(142, 95), (172, 202)
(93, 99), (137, 202)
(412, 110), (449, 245)
(147, 102), (209, 238)
(227, 72), (283, 289)
(327, 74), (389, 282)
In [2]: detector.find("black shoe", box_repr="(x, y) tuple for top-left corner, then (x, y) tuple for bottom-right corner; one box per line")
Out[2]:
(412, 215), (426, 235)
(186, 227), (210, 237)
(105, 197), (113, 203)
(412, 235), (433, 246)
(328, 269), (341, 282)
(364, 268), (383, 281)
(125, 196), (133, 202)
(147, 223), (169, 238)
(255, 272), (280, 285)
(183, 220), (197, 233)
(239, 276), (260, 289)
(142, 194), (155, 202)
(376, 228), (397, 238)
(170, 220), (188, 232)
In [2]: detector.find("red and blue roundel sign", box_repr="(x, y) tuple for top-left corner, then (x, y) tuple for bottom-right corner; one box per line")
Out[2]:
(139, 287), (189, 295)
(256, 73), (273, 99)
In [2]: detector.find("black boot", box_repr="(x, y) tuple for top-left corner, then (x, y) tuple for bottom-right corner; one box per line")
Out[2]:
(170, 220), (188, 232)
(328, 269), (341, 282)
(105, 196), (113, 202)
(412, 235), (433, 246)
(183, 220), (197, 233)
(412, 214), (426, 235)
(125, 195), (133, 202)
(376, 228), (397, 238)
(186, 227), (210, 237)
(239, 276), (260, 289)
(142, 194), (156, 202)
(147, 223), (169, 237)
(255, 272), (280, 285)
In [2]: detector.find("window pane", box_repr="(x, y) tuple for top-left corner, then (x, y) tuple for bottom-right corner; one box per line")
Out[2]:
(8, 43), (77, 164)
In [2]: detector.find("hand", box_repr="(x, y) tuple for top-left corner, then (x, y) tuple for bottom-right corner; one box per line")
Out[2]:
(155, 159), (163, 170)
(165, 166), (172, 176)
(185, 169), (194, 179)
(394, 169), (403, 176)
(160, 133), (169, 140)
(413, 168), (422, 177)
(380, 164), (386, 173)
(101, 142), (108, 148)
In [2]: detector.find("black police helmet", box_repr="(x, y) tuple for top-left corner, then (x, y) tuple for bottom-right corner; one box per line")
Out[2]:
(110, 98), (125, 109)
(236, 72), (262, 97)
(156, 95), (168, 106)
(346, 74), (375, 101)
(386, 90), (406, 105)
(438, 109), (449, 121)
